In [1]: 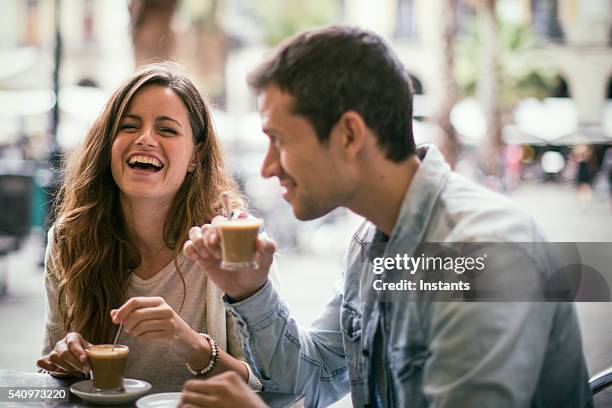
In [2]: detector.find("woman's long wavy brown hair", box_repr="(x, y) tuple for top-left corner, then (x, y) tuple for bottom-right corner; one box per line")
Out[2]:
(52, 63), (243, 344)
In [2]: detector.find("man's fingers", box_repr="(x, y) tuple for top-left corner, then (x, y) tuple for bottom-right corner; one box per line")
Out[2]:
(183, 372), (241, 393)
(256, 236), (276, 255)
(178, 404), (201, 408)
(183, 241), (199, 261)
(183, 379), (214, 393)
(211, 215), (227, 225)
(188, 226), (221, 260)
(181, 390), (217, 407)
(189, 226), (203, 241)
(201, 225), (222, 259)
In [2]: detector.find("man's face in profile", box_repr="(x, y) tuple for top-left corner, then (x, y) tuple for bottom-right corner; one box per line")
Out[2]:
(257, 85), (348, 221)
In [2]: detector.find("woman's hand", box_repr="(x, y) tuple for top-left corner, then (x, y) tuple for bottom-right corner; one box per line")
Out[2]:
(183, 216), (275, 301)
(180, 371), (267, 408)
(111, 297), (206, 363)
(37, 332), (92, 376)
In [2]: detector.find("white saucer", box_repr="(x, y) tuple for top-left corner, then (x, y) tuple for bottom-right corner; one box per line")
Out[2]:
(136, 392), (182, 408)
(70, 378), (152, 405)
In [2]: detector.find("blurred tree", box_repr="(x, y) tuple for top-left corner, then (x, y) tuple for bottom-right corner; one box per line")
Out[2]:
(128, 0), (229, 103)
(434, 0), (461, 168)
(179, 0), (228, 103)
(478, 0), (502, 175)
(129, 0), (178, 67)
(247, 0), (340, 46)
(457, 0), (558, 175)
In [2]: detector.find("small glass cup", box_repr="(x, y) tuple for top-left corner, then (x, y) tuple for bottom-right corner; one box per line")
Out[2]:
(85, 344), (129, 393)
(218, 218), (262, 270)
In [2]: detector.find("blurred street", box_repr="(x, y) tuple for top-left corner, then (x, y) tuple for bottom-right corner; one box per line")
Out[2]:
(1, 182), (611, 380)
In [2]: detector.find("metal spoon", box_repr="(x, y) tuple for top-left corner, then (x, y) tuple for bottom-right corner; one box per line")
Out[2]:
(111, 322), (123, 351)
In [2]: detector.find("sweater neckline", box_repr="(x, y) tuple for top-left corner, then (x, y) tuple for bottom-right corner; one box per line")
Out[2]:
(131, 256), (181, 286)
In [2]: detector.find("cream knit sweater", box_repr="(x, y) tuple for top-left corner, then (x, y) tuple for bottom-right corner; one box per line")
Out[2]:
(41, 230), (249, 386)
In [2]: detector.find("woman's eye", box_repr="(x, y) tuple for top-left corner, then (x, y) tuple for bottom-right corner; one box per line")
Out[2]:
(159, 128), (177, 135)
(120, 124), (137, 131)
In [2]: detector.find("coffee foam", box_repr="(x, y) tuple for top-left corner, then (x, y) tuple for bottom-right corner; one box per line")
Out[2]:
(87, 345), (129, 358)
(219, 219), (262, 229)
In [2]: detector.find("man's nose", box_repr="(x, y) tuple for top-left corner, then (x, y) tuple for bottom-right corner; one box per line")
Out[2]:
(261, 144), (280, 179)
(135, 127), (158, 148)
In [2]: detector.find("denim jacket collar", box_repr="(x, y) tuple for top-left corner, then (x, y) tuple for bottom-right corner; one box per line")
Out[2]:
(375, 145), (451, 252)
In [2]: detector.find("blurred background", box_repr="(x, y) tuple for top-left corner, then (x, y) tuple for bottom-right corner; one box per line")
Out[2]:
(0, 0), (611, 406)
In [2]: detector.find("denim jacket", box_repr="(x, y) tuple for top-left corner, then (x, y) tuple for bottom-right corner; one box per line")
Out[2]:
(225, 145), (593, 408)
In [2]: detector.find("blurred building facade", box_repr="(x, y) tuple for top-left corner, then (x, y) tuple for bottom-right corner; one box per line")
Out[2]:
(0, 0), (132, 153)
(220, 0), (612, 148)
(2, 0), (611, 148)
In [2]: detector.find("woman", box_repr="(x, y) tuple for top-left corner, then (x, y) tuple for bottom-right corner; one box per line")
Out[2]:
(36, 63), (266, 388)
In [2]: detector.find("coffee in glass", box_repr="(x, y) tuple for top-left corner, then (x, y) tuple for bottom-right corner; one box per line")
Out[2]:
(85, 344), (129, 392)
(218, 219), (262, 270)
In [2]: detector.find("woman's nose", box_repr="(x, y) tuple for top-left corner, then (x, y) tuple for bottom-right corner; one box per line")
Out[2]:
(134, 127), (158, 148)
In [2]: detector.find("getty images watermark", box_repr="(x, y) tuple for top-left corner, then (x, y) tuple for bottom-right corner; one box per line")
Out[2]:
(360, 242), (612, 302)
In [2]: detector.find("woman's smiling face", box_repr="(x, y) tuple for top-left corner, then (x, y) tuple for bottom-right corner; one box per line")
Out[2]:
(110, 85), (196, 204)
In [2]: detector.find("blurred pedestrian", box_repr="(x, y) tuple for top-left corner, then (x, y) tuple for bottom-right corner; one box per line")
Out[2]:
(603, 146), (612, 211)
(573, 144), (594, 210)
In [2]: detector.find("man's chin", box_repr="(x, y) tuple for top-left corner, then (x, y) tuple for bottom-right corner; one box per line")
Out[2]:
(291, 203), (336, 221)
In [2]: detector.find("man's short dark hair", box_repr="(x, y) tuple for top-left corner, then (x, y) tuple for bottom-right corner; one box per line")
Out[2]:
(248, 25), (415, 162)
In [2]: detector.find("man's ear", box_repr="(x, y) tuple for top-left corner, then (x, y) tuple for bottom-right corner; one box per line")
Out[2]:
(334, 111), (367, 160)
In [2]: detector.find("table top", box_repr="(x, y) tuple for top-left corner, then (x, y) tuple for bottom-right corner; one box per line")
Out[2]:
(0, 370), (302, 408)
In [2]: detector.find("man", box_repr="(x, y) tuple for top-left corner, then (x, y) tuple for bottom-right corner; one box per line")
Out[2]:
(183, 26), (592, 407)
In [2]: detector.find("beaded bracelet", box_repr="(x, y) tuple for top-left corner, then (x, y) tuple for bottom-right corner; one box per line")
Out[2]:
(185, 333), (220, 376)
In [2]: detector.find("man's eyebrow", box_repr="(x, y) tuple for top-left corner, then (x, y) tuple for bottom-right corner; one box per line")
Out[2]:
(263, 127), (283, 137)
(156, 115), (182, 128)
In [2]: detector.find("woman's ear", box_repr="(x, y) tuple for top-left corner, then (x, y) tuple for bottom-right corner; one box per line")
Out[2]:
(188, 147), (199, 173)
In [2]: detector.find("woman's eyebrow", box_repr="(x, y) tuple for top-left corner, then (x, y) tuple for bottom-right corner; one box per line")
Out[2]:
(156, 115), (182, 128)
(122, 114), (141, 121)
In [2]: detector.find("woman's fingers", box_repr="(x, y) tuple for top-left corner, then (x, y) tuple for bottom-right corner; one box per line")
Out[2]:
(112, 296), (164, 324)
(36, 357), (60, 372)
(38, 357), (81, 377)
(138, 331), (168, 342)
(49, 333), (89, 374)
(48, 349), (82, 374)
(130, 319), (174, 337)
(120, 304), (172, 332)
(65, 332), (90, 368)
